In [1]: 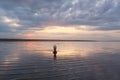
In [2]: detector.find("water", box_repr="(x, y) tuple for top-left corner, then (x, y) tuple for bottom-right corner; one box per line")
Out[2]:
(0, 42), (120, 80)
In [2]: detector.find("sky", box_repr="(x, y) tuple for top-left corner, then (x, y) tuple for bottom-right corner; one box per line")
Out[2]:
(0, 0), (120, 40)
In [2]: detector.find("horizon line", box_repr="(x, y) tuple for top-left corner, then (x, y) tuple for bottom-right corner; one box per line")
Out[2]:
(0, 38), (120, 42)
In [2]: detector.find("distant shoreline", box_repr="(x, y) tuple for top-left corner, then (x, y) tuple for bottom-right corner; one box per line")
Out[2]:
(0, 39), (96, 42)
(0, 39), (120, 42)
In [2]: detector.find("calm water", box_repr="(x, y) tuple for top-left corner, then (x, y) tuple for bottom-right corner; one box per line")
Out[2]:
(0, 42), (120, 80)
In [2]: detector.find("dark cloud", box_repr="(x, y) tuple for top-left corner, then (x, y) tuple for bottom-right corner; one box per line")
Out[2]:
(0, 0), (120, 38)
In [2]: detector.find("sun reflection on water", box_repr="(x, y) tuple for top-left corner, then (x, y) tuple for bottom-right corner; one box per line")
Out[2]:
(0, 42), (120, 80)
(4, 42), (119, 59)
(3, 52), (20, 65)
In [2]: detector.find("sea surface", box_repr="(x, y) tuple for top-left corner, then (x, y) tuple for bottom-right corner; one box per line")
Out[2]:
(0, 41), (120, 80)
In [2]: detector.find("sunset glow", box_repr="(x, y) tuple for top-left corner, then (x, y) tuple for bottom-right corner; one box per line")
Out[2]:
(35, 26), (79, 34)
(24, 34), (36, 37)
(0, 0), (120, 40)
(0, 1), (120, 80)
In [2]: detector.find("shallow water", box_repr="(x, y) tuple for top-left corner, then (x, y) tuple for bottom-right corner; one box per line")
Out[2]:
(0, 42), (120, 80)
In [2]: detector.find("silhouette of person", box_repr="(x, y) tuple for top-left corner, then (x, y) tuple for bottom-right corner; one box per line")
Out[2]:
(53, 45), (57, 61)
(53, 45), (57, 55)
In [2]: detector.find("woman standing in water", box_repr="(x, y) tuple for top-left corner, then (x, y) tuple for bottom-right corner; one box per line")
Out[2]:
(53, 45), (57, 55)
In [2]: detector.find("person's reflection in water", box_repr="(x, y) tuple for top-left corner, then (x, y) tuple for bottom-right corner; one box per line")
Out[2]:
(53, 54), (57, 60)
(53, 45), (57, 60)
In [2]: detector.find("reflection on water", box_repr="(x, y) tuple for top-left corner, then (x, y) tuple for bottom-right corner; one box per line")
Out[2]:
(53, 54), (57, 61)
(0, 42), (120, 80)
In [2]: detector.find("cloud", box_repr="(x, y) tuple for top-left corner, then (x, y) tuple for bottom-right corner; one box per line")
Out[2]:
(1, 16), (21, 27)
(0, 0), (120, 39)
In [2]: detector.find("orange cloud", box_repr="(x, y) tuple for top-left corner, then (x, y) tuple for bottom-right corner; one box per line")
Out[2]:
(18, 33), (36, 38)
(24, 34), (36, 37)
